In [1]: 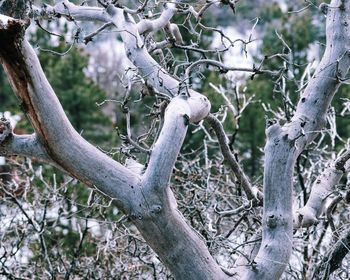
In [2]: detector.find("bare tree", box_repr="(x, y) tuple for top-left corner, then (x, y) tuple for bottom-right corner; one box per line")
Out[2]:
(1, 0), (350, 279)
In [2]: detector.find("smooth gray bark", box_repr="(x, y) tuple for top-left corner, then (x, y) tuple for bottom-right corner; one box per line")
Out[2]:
(1, 0), (350, 279)
(233, 0), (350, 278)
(294, 151), (350, 227)
(0, 7), (227, 280)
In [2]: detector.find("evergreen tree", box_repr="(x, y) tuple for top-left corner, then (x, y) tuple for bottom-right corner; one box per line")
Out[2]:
(31, 26), (113, 146)
(0, 67), (18, 113)
(236, 2), (321, 176)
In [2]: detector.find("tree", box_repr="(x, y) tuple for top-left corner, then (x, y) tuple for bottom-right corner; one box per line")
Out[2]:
(31, 27), (113, 146)
(1, 0), (350, 279)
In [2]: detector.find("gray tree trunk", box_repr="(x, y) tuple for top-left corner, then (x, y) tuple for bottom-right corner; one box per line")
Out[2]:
(1, 1), (350, 279)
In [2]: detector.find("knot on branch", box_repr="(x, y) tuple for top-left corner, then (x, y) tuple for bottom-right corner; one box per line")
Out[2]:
(266, 214), (277, 228)
(149, 204), (162, 215)
(129, 211), (143, 221)
(0, 118), (13, 142)
(319, 3), (329, 15)
(265, 119), (282, 138)
(265, 212), (287, 229)
(186, 93), (211, 123)
(335, 161), (347, 172)
(266, 118), (277, 127)
(183, 114), (190, 126)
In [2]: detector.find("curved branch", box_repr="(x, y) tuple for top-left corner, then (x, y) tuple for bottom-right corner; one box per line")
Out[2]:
(0, 133), (53, 164)
(102, 5), (228, 280)
(234, 1), (350, 278)
(206, 114), (262, 202)
(35, 1), (109, 22)
(137, 3), (177, 35)
(106, 4), (210, 123)
(105, 4), (211, 186)
(0, 16), (140, 214)
(38, 1), (211, 121)
(2, 3), (226, 280)
(294, 150), (350, 228)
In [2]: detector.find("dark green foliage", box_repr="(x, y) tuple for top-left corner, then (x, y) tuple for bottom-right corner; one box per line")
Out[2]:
(234, 3), (322, 176)
(31, 26), (113, 146)
(1, 24), (113, 146)
(0, 0), (27, 19)
(0, 67), (18, 113)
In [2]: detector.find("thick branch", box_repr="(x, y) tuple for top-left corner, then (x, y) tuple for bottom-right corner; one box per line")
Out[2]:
(142, 96), (190, 188)
(103, 5), (227, 280)
(137, 3), (177, 35)
(0, 133), (52, 164)
(2, 4), (225, 280)
(0, 16), (140, 214)
(34, 1), (109, 22)
(106, 4), (211, 188)
(294, 150), (350, 228)
(234, 1), (350, 279)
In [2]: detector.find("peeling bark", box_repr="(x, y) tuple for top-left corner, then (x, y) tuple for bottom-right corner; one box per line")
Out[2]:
(0, 16), (141, 213)
(0, 8), (226, 280)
